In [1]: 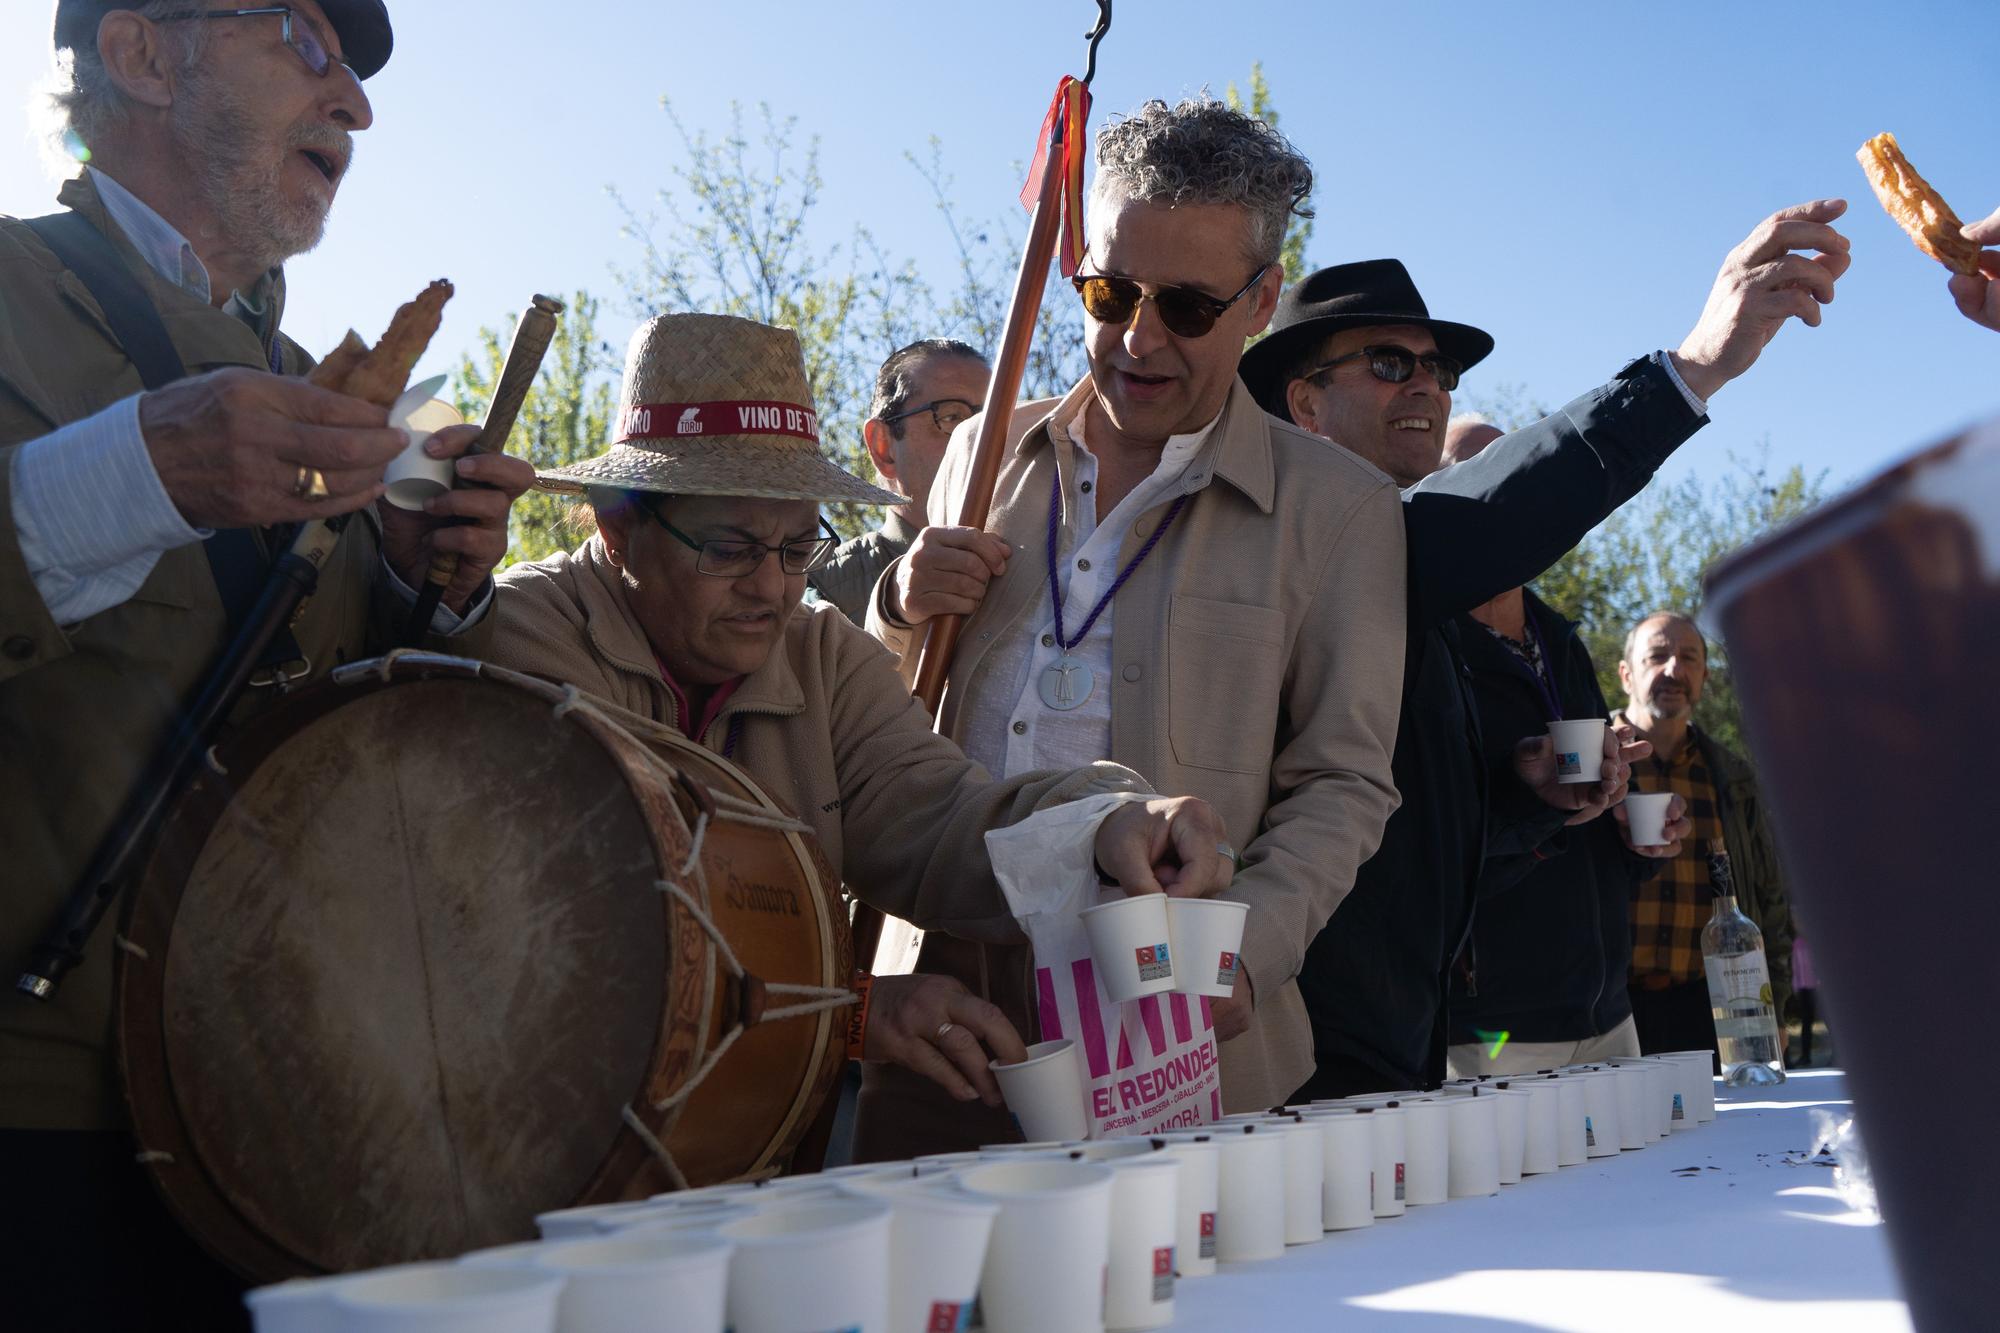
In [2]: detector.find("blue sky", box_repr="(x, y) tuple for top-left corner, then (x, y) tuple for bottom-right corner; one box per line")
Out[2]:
(5, 1), (1996, 495)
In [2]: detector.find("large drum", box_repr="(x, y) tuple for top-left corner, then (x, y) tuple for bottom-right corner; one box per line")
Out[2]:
(115, 653), (851, 1280)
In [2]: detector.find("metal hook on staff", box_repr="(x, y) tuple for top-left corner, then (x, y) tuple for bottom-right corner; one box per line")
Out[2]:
(1082, 0), (1113, 86)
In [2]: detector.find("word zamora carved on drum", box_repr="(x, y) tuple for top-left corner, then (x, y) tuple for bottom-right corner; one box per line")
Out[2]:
(115, 654), (851, 1280)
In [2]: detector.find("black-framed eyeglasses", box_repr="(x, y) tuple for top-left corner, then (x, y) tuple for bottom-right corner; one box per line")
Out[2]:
(1071, 262), (1271, 339)
(647, 504), (840, 578)
(1302, 345), (1464, 393)
(881, 398), (982, 435)
(155, 6), (352, 78)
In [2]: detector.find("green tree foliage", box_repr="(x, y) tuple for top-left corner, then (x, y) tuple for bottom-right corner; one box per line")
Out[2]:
(451, 290), (619, 566)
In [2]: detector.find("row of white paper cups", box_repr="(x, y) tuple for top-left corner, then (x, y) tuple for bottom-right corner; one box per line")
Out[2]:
(245, 1051), (1716, 1333)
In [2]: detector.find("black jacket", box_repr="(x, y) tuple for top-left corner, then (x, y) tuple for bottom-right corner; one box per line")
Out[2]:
(1450, 591), (1651, 1044)
(1293, 355), (1704, 1096)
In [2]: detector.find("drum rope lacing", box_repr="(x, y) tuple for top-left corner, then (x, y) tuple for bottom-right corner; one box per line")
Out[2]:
(553, 688), (857, 1192)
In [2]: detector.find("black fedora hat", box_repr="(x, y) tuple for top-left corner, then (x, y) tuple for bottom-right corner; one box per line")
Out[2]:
(55, 0), (394, 81)
(1239, 259), (1494, 419)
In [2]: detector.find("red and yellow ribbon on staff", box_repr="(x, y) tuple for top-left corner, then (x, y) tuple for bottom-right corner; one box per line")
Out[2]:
(1021, 74), (1094, 278)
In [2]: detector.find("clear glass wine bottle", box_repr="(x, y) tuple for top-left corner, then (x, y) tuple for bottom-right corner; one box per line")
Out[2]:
(1701, 845), (1786, 1086)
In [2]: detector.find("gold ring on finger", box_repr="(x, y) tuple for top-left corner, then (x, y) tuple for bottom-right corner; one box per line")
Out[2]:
(293, 465), (328, 500)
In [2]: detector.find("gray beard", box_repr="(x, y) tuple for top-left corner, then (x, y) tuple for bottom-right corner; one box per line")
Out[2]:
(170, 73), (339, 277)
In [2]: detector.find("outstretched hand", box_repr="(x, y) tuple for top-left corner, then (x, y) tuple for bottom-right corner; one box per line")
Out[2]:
(1672, 199), (1852, 401)
(1948, 206), (2000, 332)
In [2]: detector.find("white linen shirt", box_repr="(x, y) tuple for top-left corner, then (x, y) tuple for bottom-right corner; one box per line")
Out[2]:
(960, 403), (1217, 779)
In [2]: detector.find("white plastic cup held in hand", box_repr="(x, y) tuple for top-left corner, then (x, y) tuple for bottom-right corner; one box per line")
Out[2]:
(1356, 1105), (1407, 1217)
(718, 1199), (891, 1333)
(1549, 717), (1608, 784)
(1491, 1088), (1530, 1184)
(382, 394), (462, 512)
(1446, 1093), (1501, 1198)
(1553, 1075), (1590, 1166)
(329, 1263), (563, 1333)
(1101, 1155), (1181, 1331)
(1208, 1123), (1285, 1262)
(1514, 1078), (1562, 1175)
(860, 1184), (996, 1333)
(956, 1160), (1114, 1333)
(533, 1233), (732, 1333)
(1155, 1135), (1220, 1278)
(990, 1039), (1092, 1144)
(1164, 897), (1249, 998)
(1302, 1110), (1374, 1230)
(1399, 1099), (1451, 1205)
(1623, 791), (1675, 846)
(1079, 892), (1176, 1002)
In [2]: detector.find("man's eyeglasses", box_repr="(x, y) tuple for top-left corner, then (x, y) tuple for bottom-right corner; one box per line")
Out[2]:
(156, 6), (352, 79)
(1302, 345), (1464, 393)
(1071, 263), (1271, 339)
(881, 398), (981, 435)
(647, 504), (840, 578)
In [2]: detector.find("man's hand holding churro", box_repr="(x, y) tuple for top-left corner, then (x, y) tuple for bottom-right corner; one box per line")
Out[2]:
(1948, 206), (2000, 332)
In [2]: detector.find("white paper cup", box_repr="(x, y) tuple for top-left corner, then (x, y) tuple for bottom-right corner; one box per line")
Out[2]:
(1267, 1117), (1324, 1244)
(1100, 1155), (1180, 1331)
(956, 1160), (1115, 1333)
(1623, 791), (1675, 845)
(329, 1263), (564, 1333)
(246, 1274), (353, 1333)
(1204, 1122), (1285, 1262)
(1155, 1135), (1220, 1278)
(533, 1232), (732, 1333)
(1512, 1078), (1562, 1175)
(1300, 1110), (1374, 1231)
(1549, 717), (1608, 784)
(718, 1199), (890, 1333)
(1617, 1058), (1675, 1139)
(1568, 1070), (1624, 1158)
(1661, 1049), (1719, 1121)
(382, 397), (462, 511)
(1552, 1075), (1590, 1166)
(1446, 1093), (1501, 1198)
(1399, 1099), (1451, 1206)
(860, 1182), (998, 1333)
(1604, 1063), (1653, 1150)
(604, 1202), (758, 1237)
(1354, 1105), (1406, 1217)
(1079, 892), (1177, 1002)
(990, 1039), (1092, 1144)
(1491, 1088), (1530, 1185)
(536, 1199), (668, 1239)
(1164, 897), (1249, 998)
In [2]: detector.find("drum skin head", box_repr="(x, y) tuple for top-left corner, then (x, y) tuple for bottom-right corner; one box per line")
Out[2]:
(118, 663), (846, 1279)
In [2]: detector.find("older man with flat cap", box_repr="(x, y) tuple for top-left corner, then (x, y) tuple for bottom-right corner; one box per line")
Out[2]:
(1238, 201), (1850, 1097)
(2, 4), (533, 1325)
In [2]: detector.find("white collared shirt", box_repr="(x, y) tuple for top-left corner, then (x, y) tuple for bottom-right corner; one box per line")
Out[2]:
(960, 402), (1218, 778)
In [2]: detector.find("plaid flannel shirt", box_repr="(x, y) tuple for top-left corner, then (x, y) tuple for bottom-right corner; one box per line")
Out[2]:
(1624, 719), (1726, 987)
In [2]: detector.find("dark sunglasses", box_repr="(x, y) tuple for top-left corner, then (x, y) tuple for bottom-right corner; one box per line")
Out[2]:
(156, 6), (352, 78)
(1071, 262), (1271, 339)
(1302, 345), (1464, 393)
(647, 503), (839, 578)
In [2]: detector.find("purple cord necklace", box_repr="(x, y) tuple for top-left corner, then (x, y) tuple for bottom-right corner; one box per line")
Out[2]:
(1038, 462), (1189, 711)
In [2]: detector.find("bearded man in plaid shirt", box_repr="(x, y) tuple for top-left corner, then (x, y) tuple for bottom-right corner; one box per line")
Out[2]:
(1614, 611), (1793, 1063)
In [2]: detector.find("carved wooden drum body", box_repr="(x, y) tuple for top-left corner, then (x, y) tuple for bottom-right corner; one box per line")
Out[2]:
(116, 654), (850, 1280)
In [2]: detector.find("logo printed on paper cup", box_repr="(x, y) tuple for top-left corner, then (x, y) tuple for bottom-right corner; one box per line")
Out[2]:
(1198, 1211), (1216, 1259)
(1135, 942), (1172, 983)
(1555, 748), (1583, 777)
(926, 1301), (974, 1332)
(1216, 950), (1238, 987)
(1152, 1246), (1175, 1302)
(1672, 1093), (1685, 1121)
(1395, 1162), (1406, 1202)
(1585, 1115), (1596, 1148)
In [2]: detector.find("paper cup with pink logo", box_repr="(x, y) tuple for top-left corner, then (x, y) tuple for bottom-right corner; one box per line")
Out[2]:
(990, 1038), (1092, 1144)
(1165, 897), (1249, 999)
(1079, 893), (1177, 1002)
(1153, 1134), (1220, 1278)
(1098, 1154), (1180, 1331)
(1549, 717), (1608, 784)
(955, 1160), (1115, 1333)
(852, 1183), (997, 1333)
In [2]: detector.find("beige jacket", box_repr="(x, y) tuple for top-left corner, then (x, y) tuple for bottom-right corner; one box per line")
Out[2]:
(487, 537), (1151, 936)
(868, 376), (1407, 1111)
(0, 176), (475, 1131)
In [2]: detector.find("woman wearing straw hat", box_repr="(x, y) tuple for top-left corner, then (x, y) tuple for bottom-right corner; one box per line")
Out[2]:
(490, 313), (1232, 1106)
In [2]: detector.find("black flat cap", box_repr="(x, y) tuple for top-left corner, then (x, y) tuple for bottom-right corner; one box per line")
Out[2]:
(1239, 259), (1494, 419)
(55, 1), (394, 81)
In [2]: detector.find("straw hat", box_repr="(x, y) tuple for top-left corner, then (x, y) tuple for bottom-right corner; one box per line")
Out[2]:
(536, 313), (904, 506)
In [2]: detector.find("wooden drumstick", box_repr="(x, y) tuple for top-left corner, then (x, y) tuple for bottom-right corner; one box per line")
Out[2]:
(403, 294), (564, 642)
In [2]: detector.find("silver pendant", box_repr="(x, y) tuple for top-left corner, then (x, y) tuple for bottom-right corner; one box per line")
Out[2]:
(1038, 654), (1095, 711)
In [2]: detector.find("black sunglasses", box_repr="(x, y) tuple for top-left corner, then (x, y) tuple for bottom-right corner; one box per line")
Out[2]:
(647, 504), (839, 578)
(1302, 345), (1464, 393)
(1071, 263), (1271, 339)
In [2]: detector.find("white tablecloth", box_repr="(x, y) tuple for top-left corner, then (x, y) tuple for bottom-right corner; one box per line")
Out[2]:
(1169, 1070), (1908, 1330)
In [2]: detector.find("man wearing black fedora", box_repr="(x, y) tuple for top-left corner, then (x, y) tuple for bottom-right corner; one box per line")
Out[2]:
(1238, 201), (1852, 1097)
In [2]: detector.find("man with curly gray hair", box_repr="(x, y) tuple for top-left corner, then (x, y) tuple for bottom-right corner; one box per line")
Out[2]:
(860, 96), (1409, 1150)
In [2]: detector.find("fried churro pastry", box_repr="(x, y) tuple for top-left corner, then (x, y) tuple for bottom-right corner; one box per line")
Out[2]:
(339, 278), (454, 408)
(306, 330), (369, 391)
(1857, 132), (1981, 276)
